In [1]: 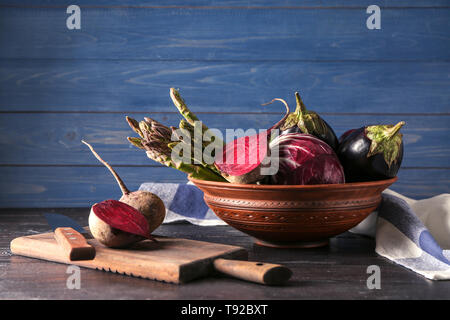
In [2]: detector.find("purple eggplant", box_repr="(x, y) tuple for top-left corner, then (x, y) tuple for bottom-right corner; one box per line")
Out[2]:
(337, 121), (405, 182)
(280, 92), (338, 150)
(338, 129), (356, 144)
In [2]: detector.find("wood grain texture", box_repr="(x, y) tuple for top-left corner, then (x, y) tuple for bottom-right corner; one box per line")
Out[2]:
(0, 166), (187, 207)
(1, 60), (449, 113)
(0, 113), (447, 167)
(0, 7), (449, 61)
(0, 3), (448, 208)
(1, 1), (449, 7)
(10, 230), (249, 284)
(2, 209), (450, 300)
(0, 166), (447, 207)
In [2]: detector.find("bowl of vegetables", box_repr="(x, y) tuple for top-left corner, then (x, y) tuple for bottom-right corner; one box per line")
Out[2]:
(188, 176), (396, 248)
(126, 89), (405, 248)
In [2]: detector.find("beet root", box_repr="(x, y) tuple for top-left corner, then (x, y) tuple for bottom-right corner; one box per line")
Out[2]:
(82, 140), (166, 232)
(214, 98), (290, 184)
(89, 199), (153, 248)
(88, 210), (145, 248)
(119, 191), (166, 233)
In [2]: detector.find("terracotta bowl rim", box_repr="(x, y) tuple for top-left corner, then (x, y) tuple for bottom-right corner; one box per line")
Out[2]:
(188, 176), (397, 190)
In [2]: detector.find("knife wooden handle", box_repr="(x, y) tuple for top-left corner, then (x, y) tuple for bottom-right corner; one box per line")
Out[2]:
(213, 258), (292, 285)
(54, 227), (95, 261)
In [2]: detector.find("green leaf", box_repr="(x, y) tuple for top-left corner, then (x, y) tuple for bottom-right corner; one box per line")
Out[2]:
(366, 121), (405, 168)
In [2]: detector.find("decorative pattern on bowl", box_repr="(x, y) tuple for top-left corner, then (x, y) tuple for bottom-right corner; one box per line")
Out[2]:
(188, 176), (397, 248)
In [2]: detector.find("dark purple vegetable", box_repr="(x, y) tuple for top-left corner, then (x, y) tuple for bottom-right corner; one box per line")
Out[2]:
(337, 121), (405, 182)
(338, 129), (356, 144)
(269, 133), (345, 185)
(279, 92), (338, 150)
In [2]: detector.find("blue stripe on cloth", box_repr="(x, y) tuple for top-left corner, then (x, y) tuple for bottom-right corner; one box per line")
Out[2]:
(419, 230), (450, 265)
(378, 194), (426, 245)
(379, 194), (449, 267)
(168, 184), (209, 219)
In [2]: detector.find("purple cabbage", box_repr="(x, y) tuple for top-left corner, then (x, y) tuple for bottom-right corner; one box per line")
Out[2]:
(269, 133), (345, 185)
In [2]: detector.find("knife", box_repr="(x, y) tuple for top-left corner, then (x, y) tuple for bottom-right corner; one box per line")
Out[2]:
(44, 213), (96, 261)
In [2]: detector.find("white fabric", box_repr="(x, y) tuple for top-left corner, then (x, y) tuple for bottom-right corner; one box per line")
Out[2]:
(351, 190), (450, 250)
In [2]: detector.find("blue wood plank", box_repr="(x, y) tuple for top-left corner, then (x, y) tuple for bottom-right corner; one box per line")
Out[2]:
(0, 2), (448, 209)
(1, 60), (449, 113)
(0, 7), (448, 60)
(0, 166), (447, 207)
(1, 1), (449, 8)
(393, 168), (450, 199)
(0, 166), (187, 208)
(0, 113), (448, 167)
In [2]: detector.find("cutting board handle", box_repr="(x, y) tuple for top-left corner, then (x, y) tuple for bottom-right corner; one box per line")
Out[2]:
(213, 258), (292, 285)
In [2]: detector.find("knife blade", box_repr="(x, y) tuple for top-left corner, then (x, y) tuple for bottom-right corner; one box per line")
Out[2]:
(44, 213), (95, 261)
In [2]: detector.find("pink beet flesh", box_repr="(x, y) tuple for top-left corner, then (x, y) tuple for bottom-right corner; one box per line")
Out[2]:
(92, 199), (150, 238)
(270, 133), (345, 185)
(215, 131), (269, 176)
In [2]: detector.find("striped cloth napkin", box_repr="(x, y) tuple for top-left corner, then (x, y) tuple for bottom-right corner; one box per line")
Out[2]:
(351, 189), (450, 280)
(139, 182), (450, 280)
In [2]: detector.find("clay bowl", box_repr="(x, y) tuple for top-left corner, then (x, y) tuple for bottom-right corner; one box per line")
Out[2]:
(188, 176), (397, 248)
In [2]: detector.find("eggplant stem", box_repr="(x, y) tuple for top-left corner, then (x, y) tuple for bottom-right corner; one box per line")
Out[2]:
(386, 121), (405, 139)
(261, 98), (291, 130)
(81, 140), (130, 195)
(294, 92), (307, 116)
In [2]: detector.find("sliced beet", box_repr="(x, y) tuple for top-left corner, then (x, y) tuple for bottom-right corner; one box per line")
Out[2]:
(91, 200), (151, 239)
(214, 99), (290, 184)
(214, 133), (268, 183)
(82, 140), (166, 234)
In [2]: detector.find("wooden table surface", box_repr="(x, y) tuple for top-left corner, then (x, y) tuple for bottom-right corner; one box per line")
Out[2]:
(1, 208), (449, 300)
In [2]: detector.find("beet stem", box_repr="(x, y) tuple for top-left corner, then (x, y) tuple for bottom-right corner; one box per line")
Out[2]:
(261, 98), (291, 130)
(81, 140), (130, 195)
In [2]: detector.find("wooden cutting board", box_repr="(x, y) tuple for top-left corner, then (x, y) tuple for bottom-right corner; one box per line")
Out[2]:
(10, 230), (291, 285)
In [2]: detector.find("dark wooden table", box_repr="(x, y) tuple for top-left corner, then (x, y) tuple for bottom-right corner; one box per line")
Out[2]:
(1, 208), (449, 300)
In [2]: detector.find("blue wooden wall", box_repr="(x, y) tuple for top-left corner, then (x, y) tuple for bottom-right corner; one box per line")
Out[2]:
(0, 1), (449, 207)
